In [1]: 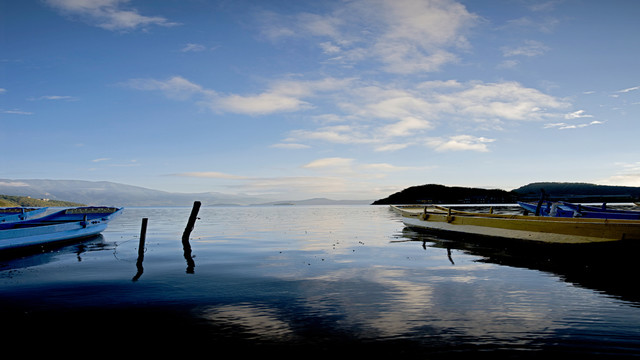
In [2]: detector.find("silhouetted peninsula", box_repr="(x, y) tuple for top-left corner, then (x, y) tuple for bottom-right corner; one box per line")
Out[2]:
(372, 184), (515, 205)
(372, 182), (640, 205)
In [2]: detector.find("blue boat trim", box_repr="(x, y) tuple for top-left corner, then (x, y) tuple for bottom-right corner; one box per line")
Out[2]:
(0, 207), (48, 224)
(518, 201), (640, 220)
(0, 206), (123, 251)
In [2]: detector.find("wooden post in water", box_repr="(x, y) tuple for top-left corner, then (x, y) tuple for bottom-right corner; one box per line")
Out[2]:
(139, 217), (148, 256)
(182, 201), (201, 241)
(182, 202), (200, 274)
(133, 217), (148, 281)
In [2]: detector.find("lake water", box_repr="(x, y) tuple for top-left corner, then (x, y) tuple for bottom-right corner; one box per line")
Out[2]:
(1, 205), (640, 357)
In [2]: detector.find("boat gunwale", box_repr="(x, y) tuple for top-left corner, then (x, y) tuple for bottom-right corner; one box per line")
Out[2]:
(391, 204), (640, 243)
(391, 205), (640, 225)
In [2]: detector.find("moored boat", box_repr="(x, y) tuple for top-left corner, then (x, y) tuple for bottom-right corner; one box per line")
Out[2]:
(560, 201), (640, 217)
(391, 205), (640, 244)
(0, 206), (122, 251)
(0, 207), (48, 224)
(518, 201), (640, 220)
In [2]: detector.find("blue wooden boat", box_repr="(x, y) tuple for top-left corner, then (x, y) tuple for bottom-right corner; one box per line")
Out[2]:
(0, 207), (48, 224)
(518, 201), (640, 220)
(0, 206), (122, 251)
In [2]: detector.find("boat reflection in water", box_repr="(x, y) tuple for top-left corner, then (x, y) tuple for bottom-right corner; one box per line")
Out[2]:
(395, 226), (640, 305)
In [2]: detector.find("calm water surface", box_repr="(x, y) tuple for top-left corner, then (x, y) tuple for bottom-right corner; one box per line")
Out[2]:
(1, 205), (639, 357)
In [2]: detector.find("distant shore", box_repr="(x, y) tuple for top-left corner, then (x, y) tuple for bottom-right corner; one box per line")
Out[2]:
(372, 182), (640, 205)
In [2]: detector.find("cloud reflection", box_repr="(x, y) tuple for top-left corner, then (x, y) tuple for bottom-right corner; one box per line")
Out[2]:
(199, 303), (296, 342)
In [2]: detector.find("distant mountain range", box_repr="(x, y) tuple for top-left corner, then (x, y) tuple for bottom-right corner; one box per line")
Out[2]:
(0, 179), (372, 207)
(2, 179), (638, 207)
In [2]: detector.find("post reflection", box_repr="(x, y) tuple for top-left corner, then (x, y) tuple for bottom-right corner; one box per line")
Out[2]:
(132, 247), (144, 281)
(183, 236), (195, 274)
(132, 218), (147, 281)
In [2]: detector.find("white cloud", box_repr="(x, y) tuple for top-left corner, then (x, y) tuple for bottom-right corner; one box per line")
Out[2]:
(171, 172), (248, 180)
(125, 76), (352, 115)
(617, 86), (640, 93)
(502, 16), (559, 34)
(303, 157), (419, 177)
(258, 0), (478, 74)
(497, 59), (519, 69)
(3, 109), (33, 115)
(125, 76), (208, 100)
(598, 162), (640, 186)
(380, 117), (432, 137)
(564, 110), (592, 119)
(527, 1), (559, 12)
(128, 73), (571, 156)
(180, 43), (206, 52)
(360, 163), (411, 172)
(303, 157), (354, 170)
(288, 125), (375, 145)
(599, 174), (640, 186)
(502, 40), (550, 57)
(234, 175), (367, 199)
(212, 77), (352, 115)
(36, 95), (78, 101)
(374, 143), (411, 152)
(45, 0), (178, 31)
(215, 93), (311, 115)
(544, 120), (603, 130)
(319, 41), (341, 54)
(270, 143), (311, 150)
(427, 135), (494, 152)
(434, 81), (567, 121)
(279, 79), (569, 152)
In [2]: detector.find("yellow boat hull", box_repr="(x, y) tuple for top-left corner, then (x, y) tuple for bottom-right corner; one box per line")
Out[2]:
(391, 205), (640, 244)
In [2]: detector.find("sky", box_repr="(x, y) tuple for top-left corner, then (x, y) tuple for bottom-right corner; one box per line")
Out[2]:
(1, 0), (639, 201)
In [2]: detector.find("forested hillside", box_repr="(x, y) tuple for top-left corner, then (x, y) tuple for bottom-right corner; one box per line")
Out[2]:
(372, 184), (516, 204)
(0, 195), (84, 207)
(373, 182), (640, 205)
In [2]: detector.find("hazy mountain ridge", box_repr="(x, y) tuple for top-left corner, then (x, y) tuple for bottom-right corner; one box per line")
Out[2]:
(0, 179), (266, 206)
(3, 179), (638, 207)
(0, 179), (371, 207)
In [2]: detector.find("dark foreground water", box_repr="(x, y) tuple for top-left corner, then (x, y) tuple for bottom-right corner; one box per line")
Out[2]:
(1, 205), (640, 358)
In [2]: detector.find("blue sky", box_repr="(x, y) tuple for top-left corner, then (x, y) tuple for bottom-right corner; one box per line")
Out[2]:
(1, 0), (639, 201)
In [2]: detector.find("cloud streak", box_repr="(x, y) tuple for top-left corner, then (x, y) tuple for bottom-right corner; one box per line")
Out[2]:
(543, 121), (603, 130)
(125, 76), (353, 115)
(45, 0), (178, 31)
(427, 135), (495, 152)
